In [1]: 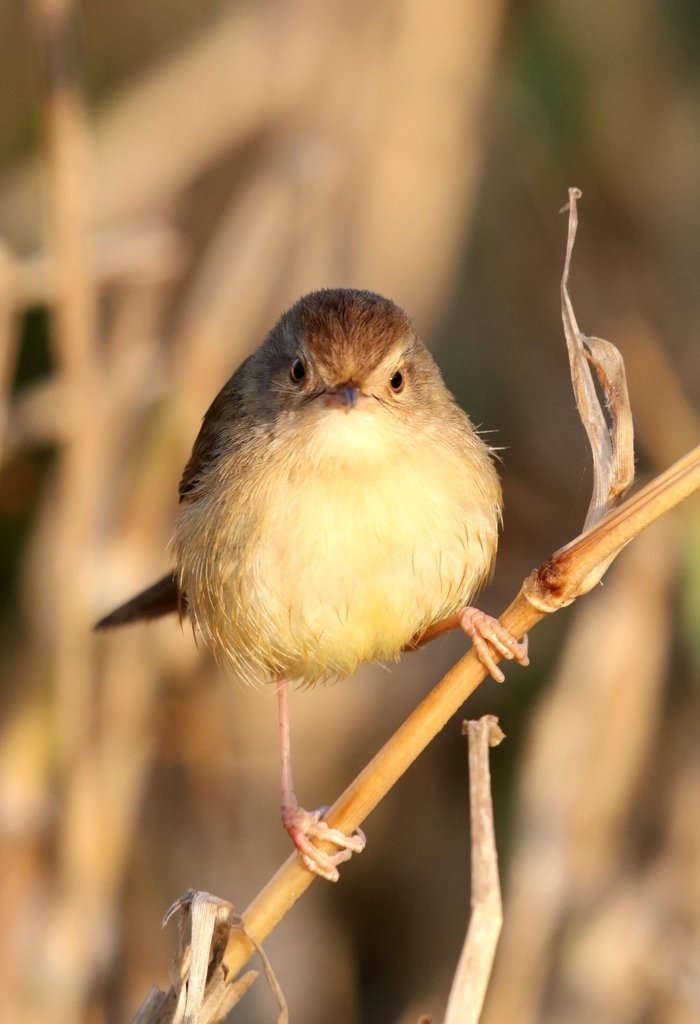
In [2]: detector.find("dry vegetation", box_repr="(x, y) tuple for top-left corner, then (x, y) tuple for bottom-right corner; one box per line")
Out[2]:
(0, 1), (699, 1023)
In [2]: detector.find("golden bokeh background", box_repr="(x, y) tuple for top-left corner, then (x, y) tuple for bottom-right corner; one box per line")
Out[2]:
(0, 1), (699, 1022)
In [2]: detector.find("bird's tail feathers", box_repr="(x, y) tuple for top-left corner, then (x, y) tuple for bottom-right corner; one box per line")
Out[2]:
(95, 572), (184, 629)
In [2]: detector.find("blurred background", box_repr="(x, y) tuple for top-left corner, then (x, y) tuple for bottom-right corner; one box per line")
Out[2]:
(1, 0), (699, 1021)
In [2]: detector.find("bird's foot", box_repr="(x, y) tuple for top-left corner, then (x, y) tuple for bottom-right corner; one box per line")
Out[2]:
(283, 802), (366, 882)
(458, 606), (529, 683)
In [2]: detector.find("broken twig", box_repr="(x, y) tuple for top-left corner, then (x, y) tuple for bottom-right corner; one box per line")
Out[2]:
(443, 716), (504, 1024)
(138, 889), (288, 1024)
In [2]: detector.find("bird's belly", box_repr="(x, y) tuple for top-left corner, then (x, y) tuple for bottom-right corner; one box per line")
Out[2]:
(225, 455), (492, 684)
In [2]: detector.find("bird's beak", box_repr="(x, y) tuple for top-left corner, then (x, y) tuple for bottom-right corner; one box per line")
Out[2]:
(323, 384), (361, 409)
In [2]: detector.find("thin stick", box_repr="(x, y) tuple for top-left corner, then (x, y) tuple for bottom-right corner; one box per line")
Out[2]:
(443, 716), (504, 1024)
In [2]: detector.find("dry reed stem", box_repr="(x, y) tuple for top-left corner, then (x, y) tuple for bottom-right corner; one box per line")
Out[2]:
(442, 716), (504, 1024)
(212, 443), (699, 985)
(32, 0), (100, 755)
(482, 519), (676, 1024)
(525, 441), (700, 611)
(26, 5), (157, 1021)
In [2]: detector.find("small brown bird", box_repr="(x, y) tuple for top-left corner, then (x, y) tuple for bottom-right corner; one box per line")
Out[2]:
(97, 288), (527, 880)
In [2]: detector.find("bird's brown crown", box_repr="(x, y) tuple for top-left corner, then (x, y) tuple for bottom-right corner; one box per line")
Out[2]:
(280, 288), (415, 383)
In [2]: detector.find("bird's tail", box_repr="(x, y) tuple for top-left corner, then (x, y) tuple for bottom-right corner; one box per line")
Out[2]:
(95, 572), (184, 629)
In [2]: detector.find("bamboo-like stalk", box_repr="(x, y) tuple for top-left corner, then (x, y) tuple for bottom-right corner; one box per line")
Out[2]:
(214, 445), (699, 980)
(482, 518), (677, 1024)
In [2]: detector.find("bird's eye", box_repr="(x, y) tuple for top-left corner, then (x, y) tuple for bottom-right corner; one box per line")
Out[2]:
(290, 357), (306, 383)
(390, 370), (404, 393)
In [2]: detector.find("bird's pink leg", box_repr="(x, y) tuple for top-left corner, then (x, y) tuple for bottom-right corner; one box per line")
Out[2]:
(277, 679), (365, 882)
(408, 608), (529, 683)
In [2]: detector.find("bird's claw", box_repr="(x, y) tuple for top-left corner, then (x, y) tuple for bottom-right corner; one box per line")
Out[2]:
(458, 606), (529, 683)
(283, 803), (366, 882)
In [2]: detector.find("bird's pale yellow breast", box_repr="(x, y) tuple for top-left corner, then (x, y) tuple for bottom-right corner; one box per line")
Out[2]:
(176, 401), (500, 686)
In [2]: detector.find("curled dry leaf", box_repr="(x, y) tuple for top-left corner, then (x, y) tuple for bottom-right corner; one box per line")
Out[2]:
(560, 188), (635, 535)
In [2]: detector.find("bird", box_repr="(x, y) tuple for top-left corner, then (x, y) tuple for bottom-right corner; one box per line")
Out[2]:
(96, 288), (528, 881)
